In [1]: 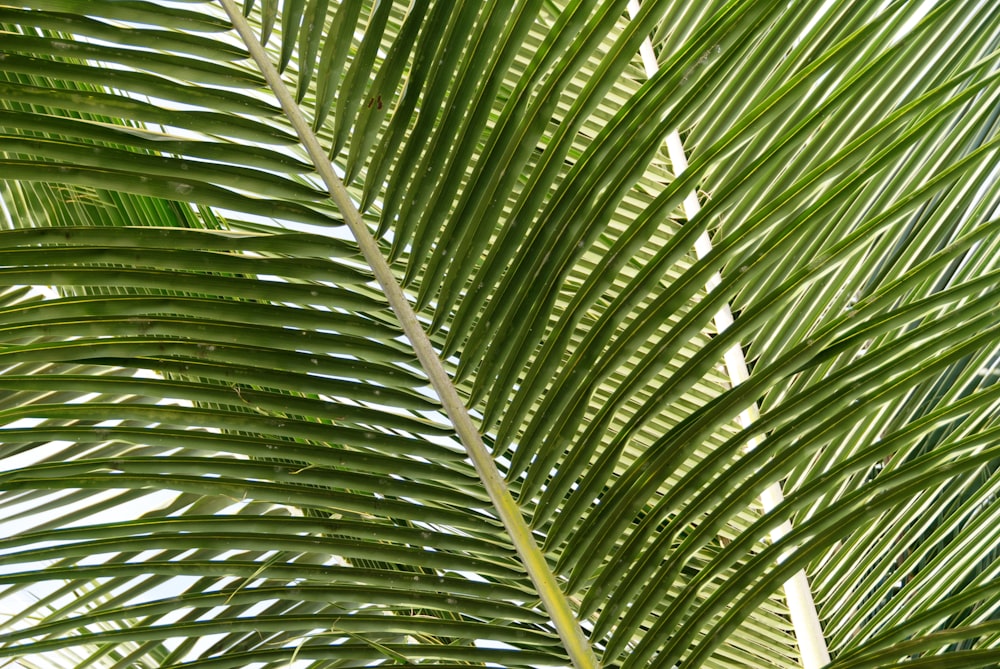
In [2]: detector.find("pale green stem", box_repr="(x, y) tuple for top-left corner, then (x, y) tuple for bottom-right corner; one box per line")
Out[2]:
(628, 1), (831, 667)
(217, 2), (601, 667)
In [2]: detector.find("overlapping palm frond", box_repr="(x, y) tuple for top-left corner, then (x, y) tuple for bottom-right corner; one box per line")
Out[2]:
(1, 1), (1000, 668)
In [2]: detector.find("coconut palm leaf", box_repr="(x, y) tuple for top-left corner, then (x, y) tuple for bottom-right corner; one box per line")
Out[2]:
(1, 1), (1000, 668)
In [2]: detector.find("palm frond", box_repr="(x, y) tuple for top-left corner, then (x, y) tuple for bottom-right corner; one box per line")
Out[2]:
(1, 1), (1000, 668)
